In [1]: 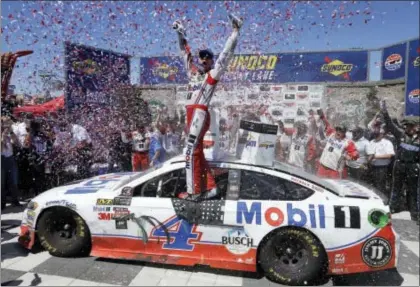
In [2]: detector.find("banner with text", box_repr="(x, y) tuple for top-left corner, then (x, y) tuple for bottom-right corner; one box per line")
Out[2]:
(140, 50), (368, 85)
(405, 39), (420, 116)
(381, 42), (407, 80)
(65, 42), (131, 110)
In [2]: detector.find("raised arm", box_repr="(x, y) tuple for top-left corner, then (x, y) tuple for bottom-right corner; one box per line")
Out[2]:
(210, 14), (243, 81)
(380, 100), (404, 139)
(173, 20), (199, 78)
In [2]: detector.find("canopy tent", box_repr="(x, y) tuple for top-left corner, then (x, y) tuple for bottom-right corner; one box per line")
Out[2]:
(13, 95), (65, 117)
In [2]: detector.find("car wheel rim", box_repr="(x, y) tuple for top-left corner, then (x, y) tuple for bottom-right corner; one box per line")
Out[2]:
(47, 214), (77, 241)
(273, 237), (309, 271)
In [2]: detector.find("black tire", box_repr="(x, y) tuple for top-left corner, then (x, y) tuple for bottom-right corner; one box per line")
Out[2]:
(37, 207), (91, 257)
(259, 227), (328, 286)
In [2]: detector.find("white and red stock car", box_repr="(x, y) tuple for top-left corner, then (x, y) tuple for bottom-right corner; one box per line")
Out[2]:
(19, 156), (400, 285)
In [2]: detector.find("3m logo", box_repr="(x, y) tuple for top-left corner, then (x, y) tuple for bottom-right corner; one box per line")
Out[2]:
(321, 57), (353, 79)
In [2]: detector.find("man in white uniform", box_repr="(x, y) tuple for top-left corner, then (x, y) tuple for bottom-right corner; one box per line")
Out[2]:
(173, 13), (243, 199)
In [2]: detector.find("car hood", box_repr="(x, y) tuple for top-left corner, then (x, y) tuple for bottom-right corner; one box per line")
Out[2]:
(36, 172), (141, 199)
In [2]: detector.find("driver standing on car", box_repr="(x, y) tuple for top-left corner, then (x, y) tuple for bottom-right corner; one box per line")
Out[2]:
(173, 13), (243, 200)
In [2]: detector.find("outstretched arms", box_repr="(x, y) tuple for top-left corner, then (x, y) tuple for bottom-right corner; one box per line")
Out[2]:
(173, 21), (199, 78)
(210, 14), (243, 81)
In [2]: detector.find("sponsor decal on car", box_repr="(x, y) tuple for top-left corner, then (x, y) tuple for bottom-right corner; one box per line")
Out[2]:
(93, 206), (111, 212)
(113, 196), (132, 206)
(236, 202), (326, 228)
(291, 177), (323, 192)
(46, 200), (76, 210)
(362, 237), (392, 268)
(26, 210), (36, 223)
(96, 198), (114, 206)
(115, 219), (128, 229)
(385, 54), (403, 71)
(335, 253), (346, 264)
(65, 178), (121, 194)
(222, 229), (254, 255)
(120, 187), (133, 197)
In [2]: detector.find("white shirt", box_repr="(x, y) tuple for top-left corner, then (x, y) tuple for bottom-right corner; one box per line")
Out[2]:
(12, 122), (28, 147)
(367, 138), (395, 166)
(53, 131), (72, 148)
(347, 137), (369, 169)
(71, 124), (91, 146)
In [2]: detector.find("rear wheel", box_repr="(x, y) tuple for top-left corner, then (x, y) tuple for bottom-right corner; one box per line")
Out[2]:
(37, 207), (91, 257)
(259, 228), (328, 286)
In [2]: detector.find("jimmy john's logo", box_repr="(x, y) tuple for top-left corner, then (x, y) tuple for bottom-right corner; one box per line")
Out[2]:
(385, 54), (403, 71)
(321, 59), (353, 77)
(152, 63), (178, 80)
(408, 89), (419, 104)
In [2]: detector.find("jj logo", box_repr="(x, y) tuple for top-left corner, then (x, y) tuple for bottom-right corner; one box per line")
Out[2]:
(370, 246), (384, 260)
(362, 237), (392, 268)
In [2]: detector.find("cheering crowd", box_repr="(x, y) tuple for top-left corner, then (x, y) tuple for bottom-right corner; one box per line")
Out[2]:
(2, 96), (419, 224)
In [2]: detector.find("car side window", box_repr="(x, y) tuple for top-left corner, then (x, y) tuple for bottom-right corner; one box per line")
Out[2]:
(133, 169), (185, 198)
(240, 170), (314, 201)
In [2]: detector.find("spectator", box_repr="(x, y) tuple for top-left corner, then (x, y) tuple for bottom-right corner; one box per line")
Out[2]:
(317, 111), (359, 179)
(56, 120), (93, 180)
(130, 124), (150, 171)
(107, 128), (132, 173)
(346, 127), (370, 182)
(367, 125), (395, 197)
(149, 125), (166, 167)
(28, 120), (53, 195)
(218, 118), (230, 155)
(227, 112), (240, 154)
(381, 100), (419, 223)
(164, 121), (181, 159)
(1, 116), (21, 209)
(287, 121), (316, 172)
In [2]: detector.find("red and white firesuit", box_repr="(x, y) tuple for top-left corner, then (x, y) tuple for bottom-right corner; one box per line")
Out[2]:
(177, 26), (240, 195)
(316, 118), (359, 179)
(288, 133), (316, 170)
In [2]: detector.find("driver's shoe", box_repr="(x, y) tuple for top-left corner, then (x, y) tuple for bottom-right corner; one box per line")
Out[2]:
(228, 13), (243, 30)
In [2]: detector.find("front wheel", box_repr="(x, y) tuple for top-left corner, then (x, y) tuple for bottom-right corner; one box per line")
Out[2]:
(37, 207), (91, 257)
(259, 228), (328, 286)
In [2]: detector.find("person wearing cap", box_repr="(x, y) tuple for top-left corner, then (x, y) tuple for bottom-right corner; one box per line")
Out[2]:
(366, 125), (395, 198)
(173, 13), (243, 200)
(316, 110), (359, 179)
(381, 100), (419, 223)
(287, 121), (316, 172)
(346, 127), (370, 182)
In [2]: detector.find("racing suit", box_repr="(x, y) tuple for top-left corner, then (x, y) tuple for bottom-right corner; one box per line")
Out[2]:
(316, 117), (359, 179)
(288, 133), (316, 172)
(131, 131), (150, 171)
(176, 23), (240, 196)
(383, 111), (420, 220)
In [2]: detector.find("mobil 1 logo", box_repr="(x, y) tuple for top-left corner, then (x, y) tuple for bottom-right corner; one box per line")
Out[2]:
(362, 237), (392, 268)
(334, 206), (361, 229)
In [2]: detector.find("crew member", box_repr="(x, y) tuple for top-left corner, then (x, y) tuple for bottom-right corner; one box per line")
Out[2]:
(131, 125), (150, 171)
(346, 127), (369, 182)
(287, 121), (316, 172)
(317, 111), (359, 179)
(381, 100), (419, 223)
(173, 13), (243, 199)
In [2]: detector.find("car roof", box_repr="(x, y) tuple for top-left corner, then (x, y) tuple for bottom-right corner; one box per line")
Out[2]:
(164, 155), (339, 195)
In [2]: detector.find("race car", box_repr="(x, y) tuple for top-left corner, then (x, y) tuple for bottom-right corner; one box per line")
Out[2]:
(19, 156), (399, 285)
